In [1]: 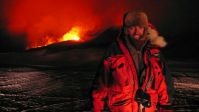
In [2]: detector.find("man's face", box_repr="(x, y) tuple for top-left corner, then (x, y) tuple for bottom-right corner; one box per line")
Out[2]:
(127, 26), (145, 40)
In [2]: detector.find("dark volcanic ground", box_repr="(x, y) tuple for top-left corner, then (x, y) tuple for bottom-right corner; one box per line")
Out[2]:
(0, 67), (199, 112)
(0, 45), (199, 112)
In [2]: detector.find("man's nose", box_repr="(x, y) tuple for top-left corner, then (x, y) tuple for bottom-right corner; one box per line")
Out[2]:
(135, 27), (140, 33)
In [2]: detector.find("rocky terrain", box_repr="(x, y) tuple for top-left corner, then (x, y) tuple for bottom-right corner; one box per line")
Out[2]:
(0, 66), (198, 112)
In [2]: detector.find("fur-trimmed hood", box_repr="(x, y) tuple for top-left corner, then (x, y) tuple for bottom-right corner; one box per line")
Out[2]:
(118, 26), (167, 49)
(146, 27), (167, 48)
(122, 10), (167, 48)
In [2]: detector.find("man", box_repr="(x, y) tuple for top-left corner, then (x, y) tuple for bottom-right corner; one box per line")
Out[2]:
(92, 10), (174, 112)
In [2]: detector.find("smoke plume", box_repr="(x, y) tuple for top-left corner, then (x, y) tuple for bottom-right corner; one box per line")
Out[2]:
(1, 0), (168, 48)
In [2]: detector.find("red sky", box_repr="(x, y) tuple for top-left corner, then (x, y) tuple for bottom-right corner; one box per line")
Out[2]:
(2, 0), (139, 48)
(1, 0), (185, 49)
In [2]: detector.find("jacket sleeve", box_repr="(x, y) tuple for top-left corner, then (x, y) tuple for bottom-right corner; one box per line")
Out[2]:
(156, 53), (175, 111)
(92, 59), (110, 112)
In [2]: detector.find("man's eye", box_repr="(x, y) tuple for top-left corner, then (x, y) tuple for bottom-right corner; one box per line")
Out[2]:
(129, 27), (133, 30)
(138, 26), (143, 29)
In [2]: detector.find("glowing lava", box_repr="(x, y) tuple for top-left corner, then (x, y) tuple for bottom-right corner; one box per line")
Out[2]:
(27, 27), (82, 49)
(62, 27), (80, 41)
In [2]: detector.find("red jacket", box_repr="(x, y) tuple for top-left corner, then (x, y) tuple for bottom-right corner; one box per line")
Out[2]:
(92, 27), (174, 112)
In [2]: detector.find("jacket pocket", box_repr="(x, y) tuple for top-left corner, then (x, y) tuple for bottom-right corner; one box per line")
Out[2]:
(109, 84), (133, 107)
(110, 55), (131, 87)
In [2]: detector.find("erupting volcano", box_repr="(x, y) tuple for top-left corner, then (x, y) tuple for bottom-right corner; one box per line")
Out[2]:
(1, 0), (170, 49)
(2, 0), (139, 49)
(29, 26), (82, 49)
